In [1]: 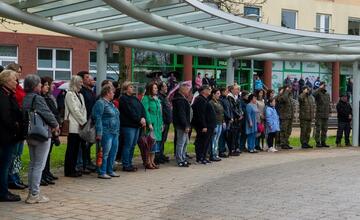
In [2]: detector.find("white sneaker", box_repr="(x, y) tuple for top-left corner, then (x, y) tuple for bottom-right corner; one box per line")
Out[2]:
(98, 174), (112, 179)
(25, 193), (50, 204)
(268, 147), (276, 152)
(273, 147), (278, 152)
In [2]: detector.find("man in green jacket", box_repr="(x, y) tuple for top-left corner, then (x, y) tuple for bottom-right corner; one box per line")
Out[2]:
(313, 82), (331, 147)
(298, 86), (314, 148)
(276, 85), (294, 149)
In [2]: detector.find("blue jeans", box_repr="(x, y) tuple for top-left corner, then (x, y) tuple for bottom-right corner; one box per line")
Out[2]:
(0, 144), (14, 197)
(211, 124), (222, 158)
(99, 133), (119, 175)
(219, 123), (229, 154)
(247, 132), (257, 151)
(8, 141), (24, 184)
(121, 127), (140, 168)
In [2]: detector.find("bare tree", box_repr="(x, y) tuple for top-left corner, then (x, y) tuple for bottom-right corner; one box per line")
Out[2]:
(202, 0), (266, 16)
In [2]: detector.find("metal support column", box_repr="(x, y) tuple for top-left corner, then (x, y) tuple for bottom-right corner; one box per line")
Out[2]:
(96, 41), (107, 95)
(250, 59), (254, 91)
(352, 61), (359, 146)
(226, 57), (234, 86)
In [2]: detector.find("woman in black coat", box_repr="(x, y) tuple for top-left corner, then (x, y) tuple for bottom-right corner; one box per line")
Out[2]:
(0, 70), (23, 202)
(40, 77), (61, 186)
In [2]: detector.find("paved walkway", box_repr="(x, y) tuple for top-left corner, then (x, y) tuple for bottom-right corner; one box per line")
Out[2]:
(2, 148), (360, 220)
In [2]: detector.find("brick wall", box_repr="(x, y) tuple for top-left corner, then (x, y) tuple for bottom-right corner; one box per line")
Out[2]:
(0, 32), (97, 78)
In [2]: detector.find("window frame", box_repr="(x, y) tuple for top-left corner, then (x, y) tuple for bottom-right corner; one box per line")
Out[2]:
(348, 17), (360, 35)
(37, 48), (72, 80)
(244, 6), (261, 21)
(0, 45), (18, 66)
(316, 13), (332, 33)
(281, 9), (297, 29)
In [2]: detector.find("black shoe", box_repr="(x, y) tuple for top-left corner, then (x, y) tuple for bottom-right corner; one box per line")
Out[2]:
(81, 169), (91, 175)
(44, 177), (55, 185)
(229, 151), (240, 156)
(47, 172), (59, 180)
(210, 157), (222, 162)
(161, 155), (170, 162)
(219, 153), (228, 158)
(184, 161), (191, 166)
(0, 192), (21, 202)
(316, 143), (322, 148)
(204, 159), (211, 164)
(86, 164), (97, 172)
(66, 172), (82, 177)
(40, 179), (48, 186)
(178, 162), (189, 167)
(235, 149), (242, 154)
(346, 143), (352, 147)
(306, 144), (313, 148)
(321, 143), (330, 148)
(158, 158), (166, 164)
(122, 166), (138, 172)
(196, 159), (207, 165)
(281, 145), (292, 150)
(301, 144), (312, 149)
(8, 182), (26, 190)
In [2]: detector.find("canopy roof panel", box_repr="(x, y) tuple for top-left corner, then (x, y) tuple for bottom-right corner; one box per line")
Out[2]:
(1, 0), (360, 60)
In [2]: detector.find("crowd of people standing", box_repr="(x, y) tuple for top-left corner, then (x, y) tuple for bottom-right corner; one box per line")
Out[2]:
(0, 64), (354, 204)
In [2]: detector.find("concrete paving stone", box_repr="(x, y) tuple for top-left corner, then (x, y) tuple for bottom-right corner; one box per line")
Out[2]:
(3, 148), (360, 219)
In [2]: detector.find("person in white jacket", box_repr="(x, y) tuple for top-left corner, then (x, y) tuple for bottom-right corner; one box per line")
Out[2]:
(64, 76), (87, 177)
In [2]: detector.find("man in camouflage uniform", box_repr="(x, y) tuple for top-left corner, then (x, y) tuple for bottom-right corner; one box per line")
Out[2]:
(313, 81), (331, 147)
(298, 86), (314, 148)
(276, 85), (294, 149)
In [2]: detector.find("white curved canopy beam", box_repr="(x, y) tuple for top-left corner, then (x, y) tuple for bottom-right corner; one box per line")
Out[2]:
(104, 0), (360, 55)
(114, 40), (269, 58)
(115, 39), (229, 57)
(243, 53), (360, 62)
(0, 1), (103, 41)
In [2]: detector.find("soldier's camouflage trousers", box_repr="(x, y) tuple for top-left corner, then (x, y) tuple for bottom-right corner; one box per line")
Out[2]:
(280, 119), (292, 146)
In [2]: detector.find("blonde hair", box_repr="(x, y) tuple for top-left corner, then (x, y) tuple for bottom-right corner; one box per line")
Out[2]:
(0, 70), (17, 86)
(69, 75), (83, 92)
(121, 81), (133, 93)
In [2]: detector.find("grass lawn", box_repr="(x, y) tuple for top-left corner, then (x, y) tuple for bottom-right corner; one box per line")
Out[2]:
(20, 135), (341, 174)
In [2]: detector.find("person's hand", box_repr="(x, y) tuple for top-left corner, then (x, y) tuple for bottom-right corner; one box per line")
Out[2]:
(96, 135), (102, 141)
(149, 124), (154, 131)
(140, 117), (146, 126)
(349, 115), (352, 120)
(185, 127), (190, 133)
(249, 122), (253, 128)
(320, 84), (325, 89)
(202, 128), (207, 133)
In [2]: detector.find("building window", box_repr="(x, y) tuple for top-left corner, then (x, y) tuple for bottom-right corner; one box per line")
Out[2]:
(244, 6), (261, 21)
(316, 14), (331, 33)
(89, 51), (120, 81)
(348, 18), (360, 35)
(37, 48), (72, 80)
(0, 45), (18, 67)
(281, 9), (297, 29)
